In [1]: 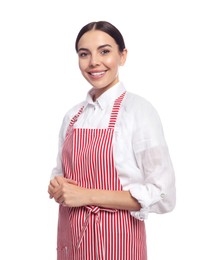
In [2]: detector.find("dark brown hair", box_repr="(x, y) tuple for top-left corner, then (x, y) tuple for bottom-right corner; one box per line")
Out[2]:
(75, 21), (126, 53)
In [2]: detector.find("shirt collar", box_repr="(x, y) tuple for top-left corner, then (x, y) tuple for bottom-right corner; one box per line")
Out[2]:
(86, 82), (126, 110)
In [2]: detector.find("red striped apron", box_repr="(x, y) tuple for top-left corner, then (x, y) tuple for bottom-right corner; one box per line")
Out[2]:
(57, 92), (147, 259)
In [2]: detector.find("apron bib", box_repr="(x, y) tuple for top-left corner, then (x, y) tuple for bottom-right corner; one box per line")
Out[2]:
(57, 92), (147, 260)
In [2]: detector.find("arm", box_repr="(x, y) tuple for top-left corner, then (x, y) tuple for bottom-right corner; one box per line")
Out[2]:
(85, 188), (141, 211)
(129, 102), (176, 219)
(50, 176), (141, 211)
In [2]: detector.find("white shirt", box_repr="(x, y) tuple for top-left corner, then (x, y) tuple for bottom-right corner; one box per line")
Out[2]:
(51, 82), (176, 220)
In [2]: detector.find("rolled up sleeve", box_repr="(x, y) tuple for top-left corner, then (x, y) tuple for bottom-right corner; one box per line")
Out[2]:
(130, 146), (176, 220)
(129, 103), (176, 220)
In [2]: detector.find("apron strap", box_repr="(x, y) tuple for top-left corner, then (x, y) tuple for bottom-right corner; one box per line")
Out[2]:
(65, 106), (85, 138)
(76, 206), (117, 250)
(68, 91), (126, 130)
(69, 106), (85, 127)
(108, 91), (126, 129)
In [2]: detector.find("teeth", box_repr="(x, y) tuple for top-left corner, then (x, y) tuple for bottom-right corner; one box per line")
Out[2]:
(91, 72), (105, 76)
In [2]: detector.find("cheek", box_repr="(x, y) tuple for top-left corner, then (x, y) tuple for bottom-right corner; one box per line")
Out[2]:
(105, 56), (119, 68)
(78, 60), (86, 72)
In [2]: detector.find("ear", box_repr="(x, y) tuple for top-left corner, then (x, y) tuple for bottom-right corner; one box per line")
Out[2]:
(120, 48), (128, 66)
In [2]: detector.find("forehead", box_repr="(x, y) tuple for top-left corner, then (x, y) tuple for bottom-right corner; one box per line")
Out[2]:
(77, 30), (117, 50)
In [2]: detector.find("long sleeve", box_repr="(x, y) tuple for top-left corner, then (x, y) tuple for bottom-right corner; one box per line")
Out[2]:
(50, 83), (176, 220)
(129, 102), (176, 220)
(50, 116), (67, 179)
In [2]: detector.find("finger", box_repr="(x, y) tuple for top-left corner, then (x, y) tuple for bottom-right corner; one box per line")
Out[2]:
(56, 193), (65, 205)
(48, 191), (54, 199)
(49, 179), (59, 189)
(53, 186), (64, 203)
(66, 178), (78, 185)
(55, 176), (65, 185)
(48, 184), (55, 198)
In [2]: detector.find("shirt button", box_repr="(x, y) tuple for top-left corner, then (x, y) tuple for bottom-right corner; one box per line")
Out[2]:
(161, 193), (165, 199)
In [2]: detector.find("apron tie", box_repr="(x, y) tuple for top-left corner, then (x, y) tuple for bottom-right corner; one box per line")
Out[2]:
(76, 206), (117, 250)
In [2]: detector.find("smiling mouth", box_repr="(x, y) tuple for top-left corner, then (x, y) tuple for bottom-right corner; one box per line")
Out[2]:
(88, 71), (106, 78)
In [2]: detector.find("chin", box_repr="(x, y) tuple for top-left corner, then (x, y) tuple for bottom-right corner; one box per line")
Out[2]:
(89, 81), (108, 89)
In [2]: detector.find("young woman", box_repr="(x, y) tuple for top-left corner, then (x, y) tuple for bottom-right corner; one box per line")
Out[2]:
(48, 21), (176, 260)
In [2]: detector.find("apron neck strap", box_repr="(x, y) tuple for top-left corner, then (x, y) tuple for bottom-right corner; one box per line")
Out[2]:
(108, 91), (126, 129)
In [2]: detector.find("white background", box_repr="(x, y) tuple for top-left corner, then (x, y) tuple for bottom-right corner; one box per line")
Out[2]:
(0, 0), (208, 259)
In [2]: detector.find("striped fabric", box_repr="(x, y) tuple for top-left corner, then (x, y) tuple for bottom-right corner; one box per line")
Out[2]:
(57, 92), (147, 259)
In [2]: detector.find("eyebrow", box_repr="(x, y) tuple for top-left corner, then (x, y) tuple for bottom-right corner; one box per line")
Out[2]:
(78, 44), (112, 52)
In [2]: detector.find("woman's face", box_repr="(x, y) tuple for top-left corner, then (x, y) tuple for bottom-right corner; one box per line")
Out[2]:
(77, 30), (127, 99)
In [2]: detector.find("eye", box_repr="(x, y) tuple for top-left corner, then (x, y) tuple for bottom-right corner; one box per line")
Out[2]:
(78, 52), (88, 58)
(100, 49), (110, 55)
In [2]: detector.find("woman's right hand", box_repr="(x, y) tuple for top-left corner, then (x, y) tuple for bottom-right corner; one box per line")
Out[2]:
(48, 176), (77, 199)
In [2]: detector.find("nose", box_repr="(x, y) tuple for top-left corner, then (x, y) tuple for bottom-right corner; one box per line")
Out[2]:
(89, 54), (100, 67)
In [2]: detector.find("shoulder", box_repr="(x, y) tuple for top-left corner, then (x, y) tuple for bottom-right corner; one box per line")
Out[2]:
(122, 91), (164, 137)
(124, 92), (166, 147)
(58, 101), (86, 139)
(123, 91), (160, 119)
(62, 101), (86, 125)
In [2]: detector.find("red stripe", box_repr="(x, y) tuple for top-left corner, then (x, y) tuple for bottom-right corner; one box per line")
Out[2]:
(57, 91), (147, 259)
